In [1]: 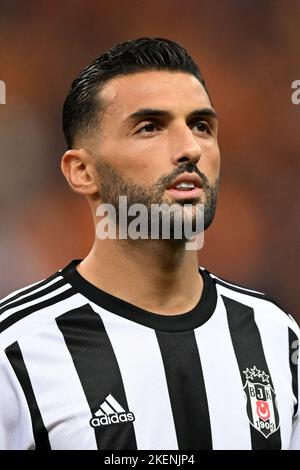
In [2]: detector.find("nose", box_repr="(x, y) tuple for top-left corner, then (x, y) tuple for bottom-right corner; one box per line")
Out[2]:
(171, 124), (202, 166)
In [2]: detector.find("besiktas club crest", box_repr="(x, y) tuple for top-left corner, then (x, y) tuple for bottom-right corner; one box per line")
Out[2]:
(243, 366), (280, 438)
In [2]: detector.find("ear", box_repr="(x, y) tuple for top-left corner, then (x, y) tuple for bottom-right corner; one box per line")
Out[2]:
(61, 148), (98, 196)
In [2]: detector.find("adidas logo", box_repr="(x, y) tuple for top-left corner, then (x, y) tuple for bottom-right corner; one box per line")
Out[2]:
(90, 394), (135, 427)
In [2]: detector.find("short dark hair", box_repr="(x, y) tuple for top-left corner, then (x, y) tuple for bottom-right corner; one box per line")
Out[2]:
(63, 37), (209, 149)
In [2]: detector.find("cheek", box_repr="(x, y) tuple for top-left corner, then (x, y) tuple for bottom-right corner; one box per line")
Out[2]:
(213, 147), (221, 173)
(100, 140), (168, 183)
(201, 142), (221, 177)
(97, 152), (153, 189)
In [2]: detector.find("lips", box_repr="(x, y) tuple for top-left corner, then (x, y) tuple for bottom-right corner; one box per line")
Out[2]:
(166, 173), (202, 199)
(167, 173), (202, 190)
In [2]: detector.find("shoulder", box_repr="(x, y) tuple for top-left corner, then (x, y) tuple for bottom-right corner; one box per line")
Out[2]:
(0, 268), (76, 348)
(201, 267), (300, 335)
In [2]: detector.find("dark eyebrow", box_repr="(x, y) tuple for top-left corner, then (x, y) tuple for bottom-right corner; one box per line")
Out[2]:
(126, 107), (218, 124)
(188, 108), (219, 120)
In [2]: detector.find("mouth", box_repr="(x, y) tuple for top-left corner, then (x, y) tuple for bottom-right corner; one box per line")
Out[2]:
(165, 172), (202, 199)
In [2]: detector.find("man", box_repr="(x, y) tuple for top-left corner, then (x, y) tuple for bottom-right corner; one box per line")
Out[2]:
(0, 38), (299, 450)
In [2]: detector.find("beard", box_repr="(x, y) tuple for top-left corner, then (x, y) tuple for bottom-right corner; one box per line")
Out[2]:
(95, 160), (220, 241)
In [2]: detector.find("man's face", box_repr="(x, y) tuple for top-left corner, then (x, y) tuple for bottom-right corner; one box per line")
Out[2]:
(92, 70), (220, 234)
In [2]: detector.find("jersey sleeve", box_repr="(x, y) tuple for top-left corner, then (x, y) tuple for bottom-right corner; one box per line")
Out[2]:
(0, 347), (34, 449)
(289, 316), (300, 450)
(290, 415), (300, 449)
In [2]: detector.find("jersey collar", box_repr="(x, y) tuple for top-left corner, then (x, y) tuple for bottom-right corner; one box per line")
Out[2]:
(60, 259), (217, 332)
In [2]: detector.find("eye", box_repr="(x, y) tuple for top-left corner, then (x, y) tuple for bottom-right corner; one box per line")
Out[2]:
(136, 122), (160, 134)
(192, 121), (211, 134)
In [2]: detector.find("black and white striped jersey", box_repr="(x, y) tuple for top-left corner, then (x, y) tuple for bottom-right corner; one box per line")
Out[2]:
(0, 259), (299, 450)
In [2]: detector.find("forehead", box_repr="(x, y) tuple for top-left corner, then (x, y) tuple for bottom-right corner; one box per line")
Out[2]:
(100, 71), (211, 119)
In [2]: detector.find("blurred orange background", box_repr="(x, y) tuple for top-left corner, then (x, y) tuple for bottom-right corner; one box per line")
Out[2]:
(0, 0), (299, 319)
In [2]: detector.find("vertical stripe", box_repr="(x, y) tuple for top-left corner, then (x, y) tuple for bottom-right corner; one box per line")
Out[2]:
(253, 304), (295, 449)
(194, 297), (252, 449)
(156, 330), (212, 450)
(56, 304), (137, 450)
(19, 318), (97, 450)
(94, 305), (178, 450)
(217, 284), (296, 449)
(5, 342), (50, 450)
(289, 328), (299, 417)
(290, 326), (300, 449)
(223, 295), (282, 449)
(0, 349), (35, 449)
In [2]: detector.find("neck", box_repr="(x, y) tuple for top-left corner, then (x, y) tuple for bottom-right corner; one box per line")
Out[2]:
(77, 236), (203, 315)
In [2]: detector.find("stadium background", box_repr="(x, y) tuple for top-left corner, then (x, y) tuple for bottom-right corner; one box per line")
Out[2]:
(0, 0), (299, 320)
